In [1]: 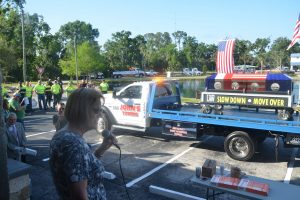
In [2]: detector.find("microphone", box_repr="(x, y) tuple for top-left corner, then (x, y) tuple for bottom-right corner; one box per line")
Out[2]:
(102, 129), (120, 149)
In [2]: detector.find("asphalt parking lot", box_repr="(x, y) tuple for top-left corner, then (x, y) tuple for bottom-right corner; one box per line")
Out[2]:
(23, 111), (300, 200)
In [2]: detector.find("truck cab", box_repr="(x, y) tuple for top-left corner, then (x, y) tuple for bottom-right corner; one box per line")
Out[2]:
(101, 80), (180, 130)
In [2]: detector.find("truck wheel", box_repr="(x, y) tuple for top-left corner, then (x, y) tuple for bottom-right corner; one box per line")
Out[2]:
(98, 113), (112, 132)
(139, 73), (144, 78)
(278, 109), (292, 121)
(224, 131), (256, 161)
(113, 75), (117, 79)
(202, 105), (212, 114)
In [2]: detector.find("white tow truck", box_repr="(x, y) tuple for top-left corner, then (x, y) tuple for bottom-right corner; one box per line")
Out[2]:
(182, 68), (203, 76)
(99, 80), (300, 161)
(112, 68), (145, 78)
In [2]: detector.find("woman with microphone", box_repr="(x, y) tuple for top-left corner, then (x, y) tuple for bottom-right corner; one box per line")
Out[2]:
(49, 88), (115, 200)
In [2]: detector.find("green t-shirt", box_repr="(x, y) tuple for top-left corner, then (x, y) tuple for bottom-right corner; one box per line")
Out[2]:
(2, 87), (8, 97)
(9, 99), (25, 120)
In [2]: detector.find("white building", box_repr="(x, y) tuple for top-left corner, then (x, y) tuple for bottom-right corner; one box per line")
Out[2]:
(291, 53), (300, 71)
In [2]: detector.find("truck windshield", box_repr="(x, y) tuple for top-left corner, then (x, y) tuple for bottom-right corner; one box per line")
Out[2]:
(119, 85), (142, 99)
(155, 82), (178, 98)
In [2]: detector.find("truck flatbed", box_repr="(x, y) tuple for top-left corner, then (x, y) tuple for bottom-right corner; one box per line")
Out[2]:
(149, 106), (300, 135)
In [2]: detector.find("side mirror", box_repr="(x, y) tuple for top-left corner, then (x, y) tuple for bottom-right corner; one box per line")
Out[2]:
(113, 91), (117, 98)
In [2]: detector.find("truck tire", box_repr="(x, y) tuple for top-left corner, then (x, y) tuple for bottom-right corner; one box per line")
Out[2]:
(113, 75), (118, 79)
(278, 109), (292, 121)
(139, 73), (144, 78)
(224, 131), (256, 161)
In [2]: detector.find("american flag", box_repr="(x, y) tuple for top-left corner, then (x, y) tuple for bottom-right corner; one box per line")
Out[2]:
(287, 13), (300, 50)
(216, 39), (235, 74)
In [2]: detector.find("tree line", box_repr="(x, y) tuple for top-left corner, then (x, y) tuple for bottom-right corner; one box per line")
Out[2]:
(1, 0), (300, 82)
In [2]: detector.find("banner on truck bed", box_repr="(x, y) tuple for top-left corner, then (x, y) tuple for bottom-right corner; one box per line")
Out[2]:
(201, 92), (291, 108)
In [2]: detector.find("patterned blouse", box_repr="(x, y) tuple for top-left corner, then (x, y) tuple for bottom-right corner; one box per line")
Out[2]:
(49, 129), (106, 200)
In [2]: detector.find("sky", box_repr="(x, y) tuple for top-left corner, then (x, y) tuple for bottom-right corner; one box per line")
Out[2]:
(25, 0), (299, 46)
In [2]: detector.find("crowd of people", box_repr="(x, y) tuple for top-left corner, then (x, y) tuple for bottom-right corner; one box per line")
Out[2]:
(2, 76), (116, 199)
(2, 77), (110, 164)
(2, 78), (109, 112)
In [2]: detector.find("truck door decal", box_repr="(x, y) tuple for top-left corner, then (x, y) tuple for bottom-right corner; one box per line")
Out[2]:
(120, 104), (141, 117)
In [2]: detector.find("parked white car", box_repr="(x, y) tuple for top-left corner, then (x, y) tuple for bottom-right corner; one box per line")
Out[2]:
(112, 68), (145, 78)
(183, 68), (192, 76)
(191, 68), (203, 76)
(145, 70), (159, 76)
(183, 68), (203, 76)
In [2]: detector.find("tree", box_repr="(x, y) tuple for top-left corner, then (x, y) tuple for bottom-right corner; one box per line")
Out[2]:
(182, 36), (198, 68)
(143, 32), (172, 71)
(0, 5), (59, 81)
(59, 42), (104, 77)
(172, 30), (187, 51)
(33, 34), (62, 79)
(235, 39), (253, 65)
(104, 30), (144, 70)
(252, 38), (271, 68)
(58, 20), (99, 47)
(0, 37), (17, 81)
(161, 43), (179, 71)
(269, 37), (292, 68)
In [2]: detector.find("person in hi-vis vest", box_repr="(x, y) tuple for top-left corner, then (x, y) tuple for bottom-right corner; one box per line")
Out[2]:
(99, 79), (109, 94)
(51, 80), (62, 107)
(24, 81), (33, 114)
(65, 81), (76, 97)
(34, 80), (47, 111)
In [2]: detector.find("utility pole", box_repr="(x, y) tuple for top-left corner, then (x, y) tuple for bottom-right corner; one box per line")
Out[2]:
(0, 70), (9, 200)
(74, 35), (78, 84)
(21, 7), (26, 82)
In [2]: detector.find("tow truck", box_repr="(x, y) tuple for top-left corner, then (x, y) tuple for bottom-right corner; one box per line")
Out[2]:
(112, 68), (145, 78)
(100, 79), (300, 161)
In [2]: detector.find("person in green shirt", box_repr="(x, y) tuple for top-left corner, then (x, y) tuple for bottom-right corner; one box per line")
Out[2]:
(9, 93), (26, 128)
(2, 86), (9, 98)
(24, 81), (33, 114)
(34, 80), (47, 111)
(51, 80), (62, 107)
(65, 81), (76, 97)
(99, 79), (109, 94)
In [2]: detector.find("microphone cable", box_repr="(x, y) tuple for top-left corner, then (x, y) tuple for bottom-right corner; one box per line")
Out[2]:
(117, 147), (132, 200)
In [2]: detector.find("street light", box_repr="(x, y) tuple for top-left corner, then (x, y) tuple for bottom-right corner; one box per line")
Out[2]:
(74, 34), (79, 84)
(20, 6), (26, 82)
